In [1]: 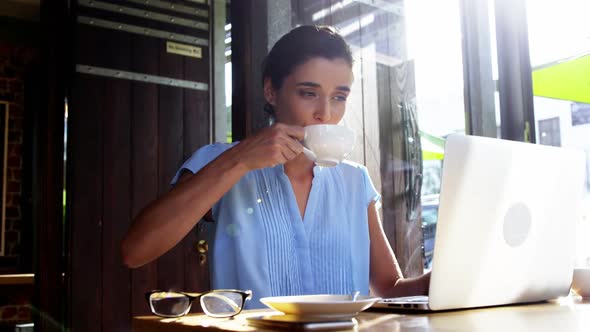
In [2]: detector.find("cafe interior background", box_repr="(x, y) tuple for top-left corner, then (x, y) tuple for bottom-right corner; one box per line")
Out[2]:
(0, 0), (588, 330)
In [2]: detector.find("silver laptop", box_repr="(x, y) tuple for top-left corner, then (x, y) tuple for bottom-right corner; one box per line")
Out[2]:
(373, 134), (587, 311)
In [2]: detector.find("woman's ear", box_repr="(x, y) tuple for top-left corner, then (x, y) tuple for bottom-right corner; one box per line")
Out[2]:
(263, 78), (276, 105)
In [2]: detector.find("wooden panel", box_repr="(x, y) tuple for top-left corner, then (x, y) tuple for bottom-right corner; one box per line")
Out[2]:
(183, 40), (210, 160)
(157, 38), (185, 291)
(35, 5), (69, 331)
(75, 1), (210, 39)
(101, 25), (132, 331)
(75, 24), (117, 69)
(359, 7), (422, 277)
(70, 1), (212, 331)
(102, 78), (132, 331)
(75, 1), (209, 82)
(376, 60), (395, 253)
(70, 9), (107, 332)
(229, 0), (250, 141)
(36, 44), (67, 331)
(495, 0), (535, 141)
(130, 34), (159, 317)
(387, 61), (423, 277)
(387, 59), (407, 274)
(182, 45), (210, 295)
(69, 75), (104, 332)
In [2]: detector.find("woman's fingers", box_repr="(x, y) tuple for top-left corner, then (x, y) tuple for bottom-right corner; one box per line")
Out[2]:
(279, 142), (300, 161)
(277, 133), (304, 154)
(236, 123), (307, 170)
(275, 123), (305, 141)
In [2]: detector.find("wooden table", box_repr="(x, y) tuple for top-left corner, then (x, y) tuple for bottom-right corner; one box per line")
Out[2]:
(133, 296), (590, 331)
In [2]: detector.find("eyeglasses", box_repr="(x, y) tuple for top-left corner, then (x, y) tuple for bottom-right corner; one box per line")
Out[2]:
(145, 289), (252, 318)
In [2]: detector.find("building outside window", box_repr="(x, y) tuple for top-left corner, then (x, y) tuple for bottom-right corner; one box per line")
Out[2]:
(526, 0), (590, 267)
(538, 117), (561, 147)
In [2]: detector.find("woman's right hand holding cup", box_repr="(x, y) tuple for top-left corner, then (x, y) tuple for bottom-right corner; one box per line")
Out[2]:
(230, 123), (306, 171)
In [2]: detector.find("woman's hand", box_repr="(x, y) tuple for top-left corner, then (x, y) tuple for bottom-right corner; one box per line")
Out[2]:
(231, 123), (306, 171)
(121, 123), (305, 268)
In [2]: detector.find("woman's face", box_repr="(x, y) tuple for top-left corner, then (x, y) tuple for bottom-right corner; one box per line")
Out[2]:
(265, 57), (353, 127)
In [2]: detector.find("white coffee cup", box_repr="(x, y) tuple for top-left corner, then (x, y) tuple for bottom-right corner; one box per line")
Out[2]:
(302, 124), (355, 167)
(572, 267), (590, 297)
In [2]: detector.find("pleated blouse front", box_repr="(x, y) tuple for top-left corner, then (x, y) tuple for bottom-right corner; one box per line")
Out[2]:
(172, 143), (380, 308)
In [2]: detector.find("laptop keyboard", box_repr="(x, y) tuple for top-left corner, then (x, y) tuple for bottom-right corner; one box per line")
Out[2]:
(380, 296), (429, 303)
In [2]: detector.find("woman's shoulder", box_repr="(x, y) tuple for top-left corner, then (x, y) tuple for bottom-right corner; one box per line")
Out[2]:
(196, 141), (239, 154)
(191, 141), (242, 166)
(337, 160), (369, 174)
(335, 160), (380, 204)
(187, 141), (240, 162)
(171, 142), (239, 184)
(323, 160), (371, 184)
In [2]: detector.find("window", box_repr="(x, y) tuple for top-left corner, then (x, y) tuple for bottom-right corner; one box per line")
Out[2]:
(526, 0), (590, 267)
(232, 0), (589, 274)
(572, 103), (590, 127)
(291, 0), (467, 273)
(538, 117), (561, 147)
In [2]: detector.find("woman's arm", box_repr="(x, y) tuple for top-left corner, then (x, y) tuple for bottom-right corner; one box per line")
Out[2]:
(368, 201), (430, 297)
(121, 148), (248, 268)
(121, 123), (305, 268)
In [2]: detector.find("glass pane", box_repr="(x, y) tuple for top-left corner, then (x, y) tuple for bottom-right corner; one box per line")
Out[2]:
(526, 0), (590, 267)
(149, 292), (190, 317)
(200, 291), (243, 317)
(225, 19), (233, 143)
(406, 0), (467, 272)
(292, 0), (468, 273)
(213, 1), (232, 143)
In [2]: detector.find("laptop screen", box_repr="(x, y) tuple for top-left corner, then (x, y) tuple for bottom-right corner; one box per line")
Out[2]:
(427, 135), (586, 311)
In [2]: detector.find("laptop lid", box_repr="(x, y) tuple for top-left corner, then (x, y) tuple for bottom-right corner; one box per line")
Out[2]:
(428, 134), (586, 311)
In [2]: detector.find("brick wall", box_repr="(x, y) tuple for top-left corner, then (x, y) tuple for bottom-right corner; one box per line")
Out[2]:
(0, 42), (39, 257)
(0, 283), (33, 326)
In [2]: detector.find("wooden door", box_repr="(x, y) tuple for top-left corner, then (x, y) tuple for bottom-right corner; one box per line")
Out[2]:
(67, 1), (211, 331)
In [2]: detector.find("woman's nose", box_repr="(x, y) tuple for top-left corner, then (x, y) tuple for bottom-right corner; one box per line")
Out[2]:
(314, 98), (332, 122)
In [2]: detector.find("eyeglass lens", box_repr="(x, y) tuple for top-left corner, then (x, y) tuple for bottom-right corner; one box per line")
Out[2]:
(149, 291), (246, 318)
(149, 292), (191, 317)
(201, 291), (244, 317)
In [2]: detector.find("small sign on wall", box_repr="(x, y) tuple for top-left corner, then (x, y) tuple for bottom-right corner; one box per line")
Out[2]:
(166, 41), (202, 59)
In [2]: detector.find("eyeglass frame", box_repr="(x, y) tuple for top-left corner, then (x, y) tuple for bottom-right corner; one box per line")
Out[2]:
(145, 289), (252, 318)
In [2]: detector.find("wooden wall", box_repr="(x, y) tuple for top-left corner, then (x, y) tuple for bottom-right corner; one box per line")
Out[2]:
(68, 1), (211, 331)
(35, 1), (68, 330)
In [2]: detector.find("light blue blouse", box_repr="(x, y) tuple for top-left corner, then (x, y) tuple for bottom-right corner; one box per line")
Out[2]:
(172, 143), (380, 308)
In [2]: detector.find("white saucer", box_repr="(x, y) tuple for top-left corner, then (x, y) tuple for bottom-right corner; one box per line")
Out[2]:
(260, 294), (381, 317)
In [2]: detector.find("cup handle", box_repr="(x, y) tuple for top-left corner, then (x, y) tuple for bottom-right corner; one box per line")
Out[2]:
(302, 147), (316, 162)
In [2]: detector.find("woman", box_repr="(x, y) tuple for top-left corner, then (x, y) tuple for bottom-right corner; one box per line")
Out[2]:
(121, 25), (429, 308)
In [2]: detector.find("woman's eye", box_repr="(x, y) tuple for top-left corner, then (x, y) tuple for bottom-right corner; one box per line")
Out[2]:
(298, 90), (317, 98)
(333, 95), (348, 102)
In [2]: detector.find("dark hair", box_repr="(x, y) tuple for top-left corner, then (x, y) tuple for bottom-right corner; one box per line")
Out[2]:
(261, 25), (353, 117)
